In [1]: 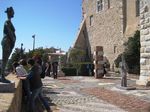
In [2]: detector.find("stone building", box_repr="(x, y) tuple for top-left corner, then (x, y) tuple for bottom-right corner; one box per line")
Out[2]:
(137, 0), (150, 85)
(73, 0), (140, 69)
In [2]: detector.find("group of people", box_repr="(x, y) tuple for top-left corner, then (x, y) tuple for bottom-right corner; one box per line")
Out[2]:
(43, 61), (58, 79)
(12, 58), (51, 112)
(1, 6), (58, 111)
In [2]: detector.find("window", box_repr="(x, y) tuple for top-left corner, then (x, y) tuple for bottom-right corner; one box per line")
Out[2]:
(114, 45), (117, 53)
(97, 0), (104, 12)
(108, 0), (110, 9)
(90, 15), (93, 26)
(136, 0), (140, 16)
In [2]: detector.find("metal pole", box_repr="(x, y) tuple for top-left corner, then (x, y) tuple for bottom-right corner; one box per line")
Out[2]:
(21, 43), (23, 52)
(20, 43), (23, 59)
(32, 35), (35, 50)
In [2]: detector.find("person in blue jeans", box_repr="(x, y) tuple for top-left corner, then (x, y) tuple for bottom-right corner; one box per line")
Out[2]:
(27, 58), (50, 112)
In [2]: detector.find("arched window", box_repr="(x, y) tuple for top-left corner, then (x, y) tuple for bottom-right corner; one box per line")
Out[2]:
(114, 45), (117, 53)
(144, 6), (149, 13)
(97, 0), (104, 12)
(108, 0), (110, 9)
(90, 15), (93, 26)
(136, 0), (140, 16)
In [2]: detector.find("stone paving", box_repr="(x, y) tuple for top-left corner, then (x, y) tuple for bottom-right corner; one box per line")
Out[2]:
(42, 76), (128, 112)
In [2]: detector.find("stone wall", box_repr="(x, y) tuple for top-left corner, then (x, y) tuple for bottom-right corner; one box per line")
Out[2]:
(83, 0), (124, 67)
(124, 0), (140, 38)
(137, 0), (150, 85)
(0, 74), (22, 112)
(73, 19), (87, 50)
(74, 0), (139, 69)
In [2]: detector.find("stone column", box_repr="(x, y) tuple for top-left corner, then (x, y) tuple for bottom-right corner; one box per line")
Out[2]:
(58, 55), (65, 77)
(93, 46), (104, 78)
(137, 0), (150, 86)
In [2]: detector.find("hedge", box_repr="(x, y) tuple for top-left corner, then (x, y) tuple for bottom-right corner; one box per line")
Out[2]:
(61, 67), (76, 76)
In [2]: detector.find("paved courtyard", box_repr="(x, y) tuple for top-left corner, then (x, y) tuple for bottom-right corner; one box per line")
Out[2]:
(42, 76), (150, 112)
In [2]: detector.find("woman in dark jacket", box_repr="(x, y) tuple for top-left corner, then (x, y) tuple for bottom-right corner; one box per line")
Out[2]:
(27, 58), (50, 112)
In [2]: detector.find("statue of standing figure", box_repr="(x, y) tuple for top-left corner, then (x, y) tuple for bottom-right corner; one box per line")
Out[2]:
(119, 54), (127, 87)
(1, 7), (16, 83)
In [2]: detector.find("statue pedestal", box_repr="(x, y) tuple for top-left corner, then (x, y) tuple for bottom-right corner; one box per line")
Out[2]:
(116, 85), (136, 90)
(0, 81), (15, 92)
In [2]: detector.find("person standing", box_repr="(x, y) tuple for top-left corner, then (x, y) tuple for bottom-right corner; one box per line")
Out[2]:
(33, 56), (46, 79)
(45, 62), (51, 77)
(52, 62), (58, 79)
(12, 59), (31, 112)
(27, 58), (50, 112)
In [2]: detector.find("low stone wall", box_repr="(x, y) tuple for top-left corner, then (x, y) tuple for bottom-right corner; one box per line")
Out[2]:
(0, 74), (22, 112)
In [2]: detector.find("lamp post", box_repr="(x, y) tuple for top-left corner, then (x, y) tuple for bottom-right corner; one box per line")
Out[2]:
(21, 43), (23, 52)
(32, 35), (35, 50)
(20, 43), (23, 59)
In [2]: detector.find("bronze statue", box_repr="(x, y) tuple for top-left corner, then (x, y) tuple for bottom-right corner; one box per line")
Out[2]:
(1, 7), (16, 83)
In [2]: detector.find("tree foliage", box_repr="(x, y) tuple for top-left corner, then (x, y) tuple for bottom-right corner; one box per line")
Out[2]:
(69, 48), (86, 63)
(7, 47), (59, 71)
(115, 30), (140, 74)
(7, 48), (25, 70)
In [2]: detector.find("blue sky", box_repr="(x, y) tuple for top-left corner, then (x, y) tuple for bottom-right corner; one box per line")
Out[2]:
(0, 0), (82, 59)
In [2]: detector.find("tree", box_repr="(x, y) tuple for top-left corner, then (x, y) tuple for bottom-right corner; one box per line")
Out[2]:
(68, 48), (89, 75)
(115, 30), (140, 74)
(25, 47), (48, 61)
(7, 48), (23, 71)
(60, 55), (67, 67)
(69, 48), (86, 63)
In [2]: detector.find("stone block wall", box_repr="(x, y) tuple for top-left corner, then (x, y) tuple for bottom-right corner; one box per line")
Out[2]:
(74, 0), (139, 70)
(124, 0), (140, 38)
(137, 0), (150, 85)
(82, 0), (124, 67)
(73, 19), (87, 50)
(0, 74), (22, 112)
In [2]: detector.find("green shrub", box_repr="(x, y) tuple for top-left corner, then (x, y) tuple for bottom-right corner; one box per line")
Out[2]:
(62, 63), (94, 76)
(73, 62), (94, 76)
(61, 67), (77, 76)
(114, 30), (140, 74)
(114, 54), (122, 68)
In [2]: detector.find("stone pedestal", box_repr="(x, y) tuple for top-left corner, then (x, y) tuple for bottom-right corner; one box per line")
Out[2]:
(0, 81), (15, 92)
(117, 85), (136, 90)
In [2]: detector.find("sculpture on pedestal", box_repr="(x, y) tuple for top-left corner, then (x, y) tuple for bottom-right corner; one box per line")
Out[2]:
(1, 7), (16, 83)
(119, 54), (127, 87)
